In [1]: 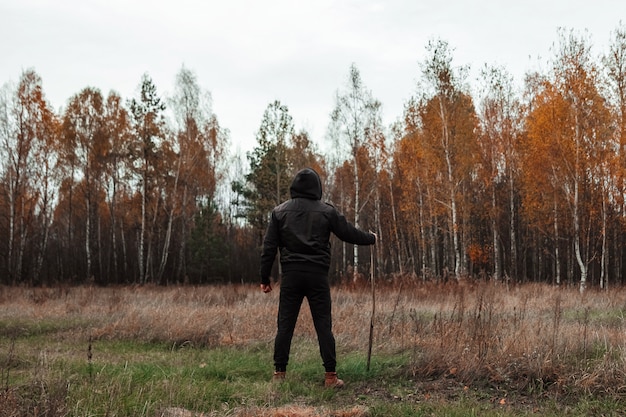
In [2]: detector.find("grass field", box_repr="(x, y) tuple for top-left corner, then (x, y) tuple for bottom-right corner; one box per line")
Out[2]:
(1, 280), (626, 416)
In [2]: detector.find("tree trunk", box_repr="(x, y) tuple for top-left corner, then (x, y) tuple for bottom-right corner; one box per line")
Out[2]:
(418, 183), (427, 278)
(176, 185), (189, 283)
(509, 171), (517, 281)
(492, 180), (500, 281)
(7, 181), (15, 284)
(85, 195), (92, 282)
(600, 193), (607, 289)
(439, 98), (461, 279)
(110, 173), (119, 283)
(16, 198), (28, 283)
(374, 181), (383, 276)
(388, 177), (403, 275)
(553, 196), (561, 286)
(352, 152), (360, 282)
(97, 207), (103, 282)
(573, 179), (586, 293)
(158, 160), (181, 284)
(139, 168), (147, 284)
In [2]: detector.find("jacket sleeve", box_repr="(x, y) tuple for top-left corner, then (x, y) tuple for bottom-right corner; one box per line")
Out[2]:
(329, 206), (376, 245)
(259, 211), (279, 284)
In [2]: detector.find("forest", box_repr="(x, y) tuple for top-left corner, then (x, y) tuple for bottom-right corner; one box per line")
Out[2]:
(2, 26), (626, 291)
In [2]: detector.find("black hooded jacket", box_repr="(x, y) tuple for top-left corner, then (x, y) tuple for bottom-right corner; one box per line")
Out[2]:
(260, 168), (375, 284)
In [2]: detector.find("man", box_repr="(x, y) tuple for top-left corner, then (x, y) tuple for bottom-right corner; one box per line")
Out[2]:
(260, 167), (376, 388)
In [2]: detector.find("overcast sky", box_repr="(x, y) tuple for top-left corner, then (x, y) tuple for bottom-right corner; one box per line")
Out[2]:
(1, 0), (625, 154)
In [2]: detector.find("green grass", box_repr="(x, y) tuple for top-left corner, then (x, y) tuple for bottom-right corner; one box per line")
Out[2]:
(3, 334), (624, 417)
(0, 317), (95, 339)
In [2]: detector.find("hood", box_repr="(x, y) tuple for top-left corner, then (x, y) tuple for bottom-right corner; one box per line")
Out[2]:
(289, 168), (322, 200)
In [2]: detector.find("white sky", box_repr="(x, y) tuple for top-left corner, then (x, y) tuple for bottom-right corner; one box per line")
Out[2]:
(1, 0), (624, 155)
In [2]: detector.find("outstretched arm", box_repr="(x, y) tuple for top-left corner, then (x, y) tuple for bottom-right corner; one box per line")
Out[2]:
(331, 209), (376, 245)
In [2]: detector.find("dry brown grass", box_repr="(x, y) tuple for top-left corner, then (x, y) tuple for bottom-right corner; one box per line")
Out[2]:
(229, 405), (369, 417)
(156, 405), (369, 417)
(0, 284), (276, 347)
(1, 279), (626, 401)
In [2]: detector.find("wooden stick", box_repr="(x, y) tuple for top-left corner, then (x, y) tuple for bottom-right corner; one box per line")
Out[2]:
(367, 245), (375, 371)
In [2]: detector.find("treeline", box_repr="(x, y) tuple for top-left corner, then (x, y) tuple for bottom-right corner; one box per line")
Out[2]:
(2, 27), (626, 290)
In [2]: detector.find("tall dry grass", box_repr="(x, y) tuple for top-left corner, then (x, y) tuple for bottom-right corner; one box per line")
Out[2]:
(1, 280), (625, 399)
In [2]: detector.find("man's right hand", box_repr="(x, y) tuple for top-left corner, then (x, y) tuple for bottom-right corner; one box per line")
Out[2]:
(261, 283), (273, 293)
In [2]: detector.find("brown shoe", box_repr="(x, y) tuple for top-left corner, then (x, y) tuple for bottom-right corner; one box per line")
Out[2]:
(324, 372), (344, 388)
(272, 371), (286, 382)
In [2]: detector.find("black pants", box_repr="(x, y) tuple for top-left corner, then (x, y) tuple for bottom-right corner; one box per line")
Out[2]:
(273, 269), (336, 372)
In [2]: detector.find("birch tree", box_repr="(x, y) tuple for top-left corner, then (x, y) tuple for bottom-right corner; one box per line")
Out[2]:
(103, 91), (132, 282)
(0, 70), (56, 284)
(603, 22), (626, 287)
(418, 39), (479, 280)
(161, 66), (227, 283)
(62, 87), (108, 282)
(524, 30), (612, 291)
(477, 65), (523, 281)
(329, 63), (381, 280)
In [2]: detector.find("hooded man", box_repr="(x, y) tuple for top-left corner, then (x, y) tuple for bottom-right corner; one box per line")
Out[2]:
(260, 167), (376, 388)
